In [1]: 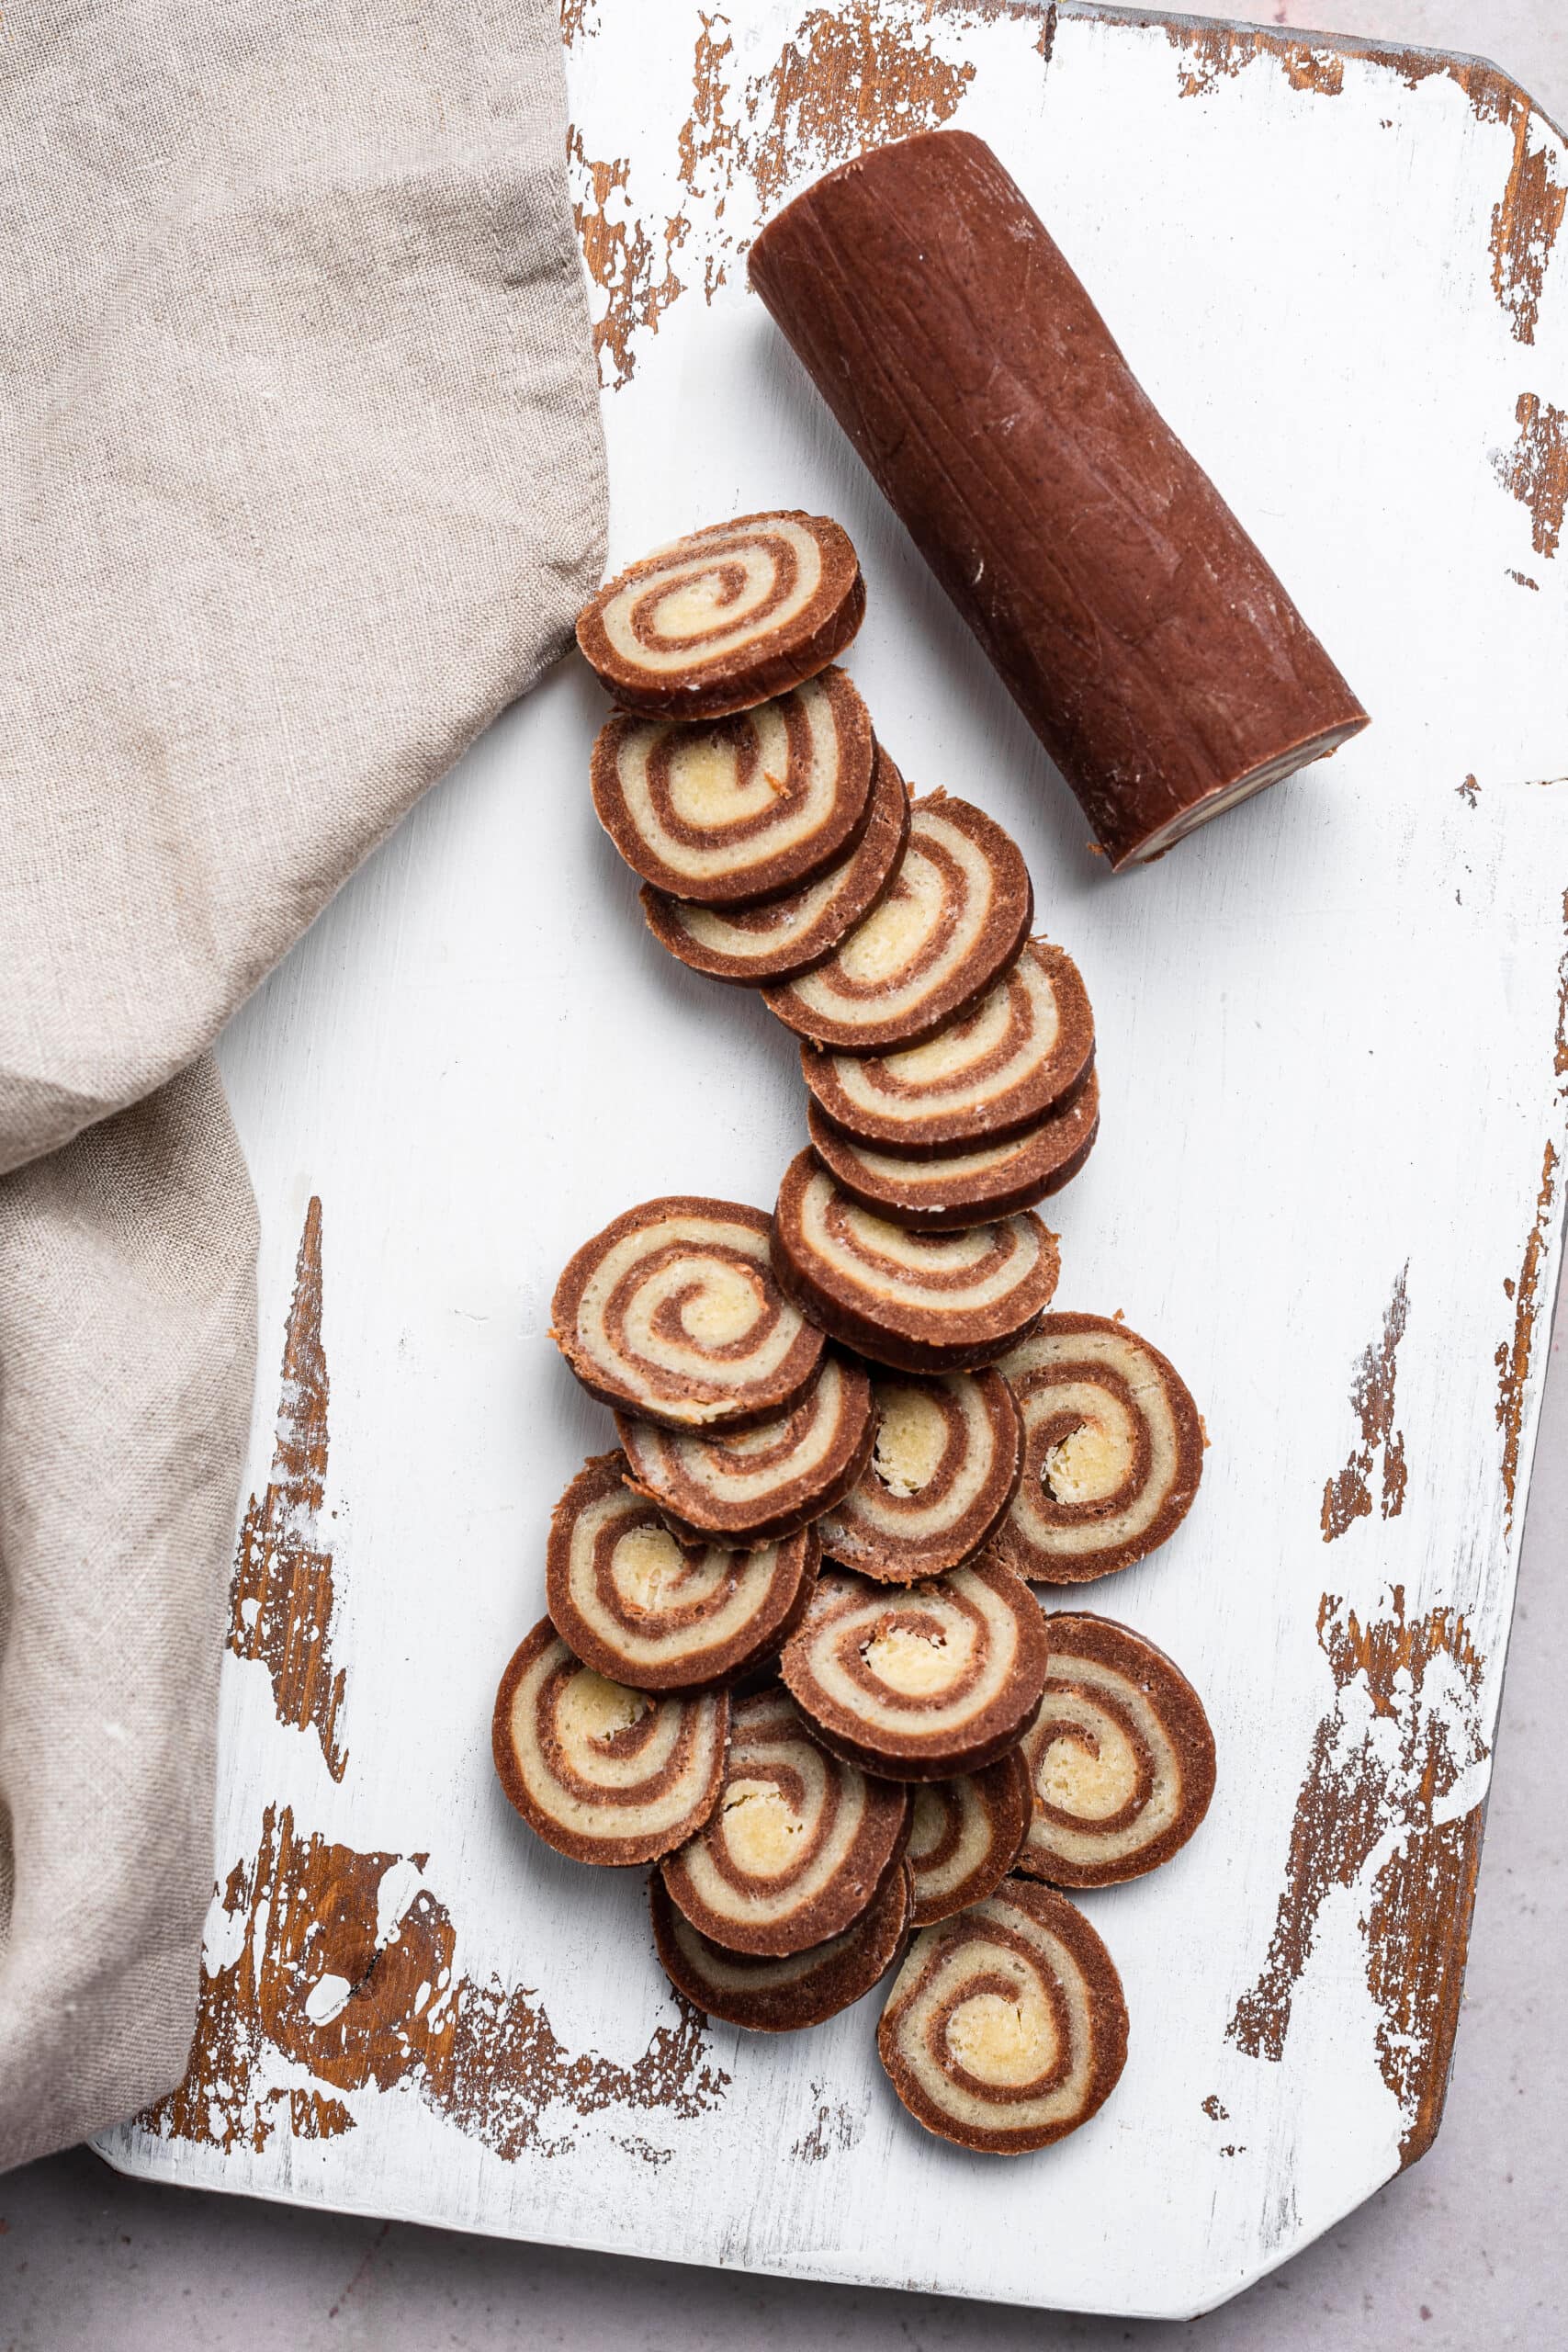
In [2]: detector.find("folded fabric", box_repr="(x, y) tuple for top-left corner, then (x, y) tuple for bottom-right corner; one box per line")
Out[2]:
(0, 0), (605, 2170)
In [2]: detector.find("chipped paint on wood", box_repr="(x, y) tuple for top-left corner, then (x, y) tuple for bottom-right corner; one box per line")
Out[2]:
(742, 4), (976, 209)
(228, 1198), (348, 1781)
(1321, 1266), (1409, 1542)
(1496, 1139), (1559, 1529)
(790, 2084), (866, 2161)
(1228, 1590), (1488, 2164)
(1496, 391), (1568, 558)
(1160, 21), (1343, 102)
(141, 1804), (729, 2162)
(569, 129), (689, 390)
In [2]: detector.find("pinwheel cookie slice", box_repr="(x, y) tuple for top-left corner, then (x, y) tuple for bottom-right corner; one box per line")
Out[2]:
(878, 1879), (1128, 2154)
(1015, 1613), (1216, 1887)
(772, 1151), (1058, 1374)
(763, 792), (1032, 1052)
(991, 1314), (1204, 1582)
(660, 1686), (909, 1956)
(492, 1620), (728, 1867)
(616, 1353), (874, 1545)
(649, 1854), (912, 2033)
(576, 512), (865, 719)
(545, 1453), (818, 1691)
(591, 667), (874, 907)
(818, 1367), (1021, 1582)
(780, 1556), (1049, 1781)
(907, 1751), (1035, 1927)
(642, 742), (910, 986)
(800, 939), (1095, 1153)
(551, 1197), (825, 1431)
(806, 1069), (1099, 1233)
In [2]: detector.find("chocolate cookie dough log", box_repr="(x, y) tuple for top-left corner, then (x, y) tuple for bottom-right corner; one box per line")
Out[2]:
(749, 132), (1368, 868)
(577, 512), (865, 719)
(907, 1752), (1034, 1926)
(591, 667), (874, 907)
(616, 1352), (874, 1544)
(660, 1686), (909, 1955)
(763, 792), (1032, 1052)
(801, 940), (1094, 1155)
(818, 1367), (1021, 1581)
(642, 742), (910, 986)
(992, 1315), (1204, 1583)
(773, 1151), (1058, 1374)
(649, 1856), (912, 2032)
(1016, 1612), (1216, 1887)
(551, 1197), (825, 1430)
(877, 1879), (1128, 2153)
(492, 1621), (728, 1866)
(807, 1069), (1100, 1232)
(781, 1556), (1049, 1780)
(545, 1453), (818, 1690)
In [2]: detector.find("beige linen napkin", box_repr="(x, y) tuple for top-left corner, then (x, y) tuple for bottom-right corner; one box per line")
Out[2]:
(0, 0), (605, 2169)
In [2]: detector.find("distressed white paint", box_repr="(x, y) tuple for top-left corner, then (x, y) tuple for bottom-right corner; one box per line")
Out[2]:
(97, 2), (1568, 2321)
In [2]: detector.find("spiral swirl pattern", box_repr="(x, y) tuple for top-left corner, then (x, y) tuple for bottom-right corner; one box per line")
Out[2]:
(649, 1858), (912, 2033)
(807, 1069), (1099, 1232)
(576, 512), (864, 718)
(616, 1353), (874, 1544)
(545, 1453), (818, 1690)
(781, 1556), (1049, 1781)
(491, 1620), (728, 1866)
(552, 1197), (825, 1431)
(800, 939), (1095, 1151)
(818, 1368), (1021, 1581)
(591, 668), (874, 906)
(1016, 1613), (1215, 1886)
(877, 1879), (1128, 2153)
(642, 743), (910, 985)
(907, 1752), (1034, 1926)
(991, 1314), (1204, 1582)
(660, 1686), (909, 1955)
(763, 793), (1031, 1052)
(773, 1151), (1058, 1374)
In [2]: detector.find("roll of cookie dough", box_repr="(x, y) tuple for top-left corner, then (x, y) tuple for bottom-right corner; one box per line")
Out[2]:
(772, 1150), (1058, 1373)
(492, 1620), (728, 1866)
(577, 512), (865, 719)
(591, 667), (874, 907)
(649, 1854), (912, 2032)
(749, 131), (1368, 868)
(780, 1556), (1049, 1781)
(799, 940), (1095, 1154)
(1016, 1612), (1216, 1887)
(762, 791), (1032, 1052)
(616, 1352), (874, 1544)
(877, 1878), (1129, 2153)
(992, 1314), (1204, 1582)
(660, 1685), (909, 1955)
(545, 1453), (818, 1690)
(551, 1196), (825, 1430)
(818, 1367), (1021, 1581)
(907, 1752), (1035, 1926)
(641, 741), (910, 986)
(807, 1070), (1099, 1232)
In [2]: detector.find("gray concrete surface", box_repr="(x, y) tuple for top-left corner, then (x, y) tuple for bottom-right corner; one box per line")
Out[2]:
(4, 3), (1566, 2346)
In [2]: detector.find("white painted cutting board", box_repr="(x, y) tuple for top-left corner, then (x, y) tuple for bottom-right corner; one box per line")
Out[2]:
(98, 2), (1568, 2320)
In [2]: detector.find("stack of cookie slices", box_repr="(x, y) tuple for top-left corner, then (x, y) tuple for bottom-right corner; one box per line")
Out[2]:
(491, 514), (1219, 2157)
